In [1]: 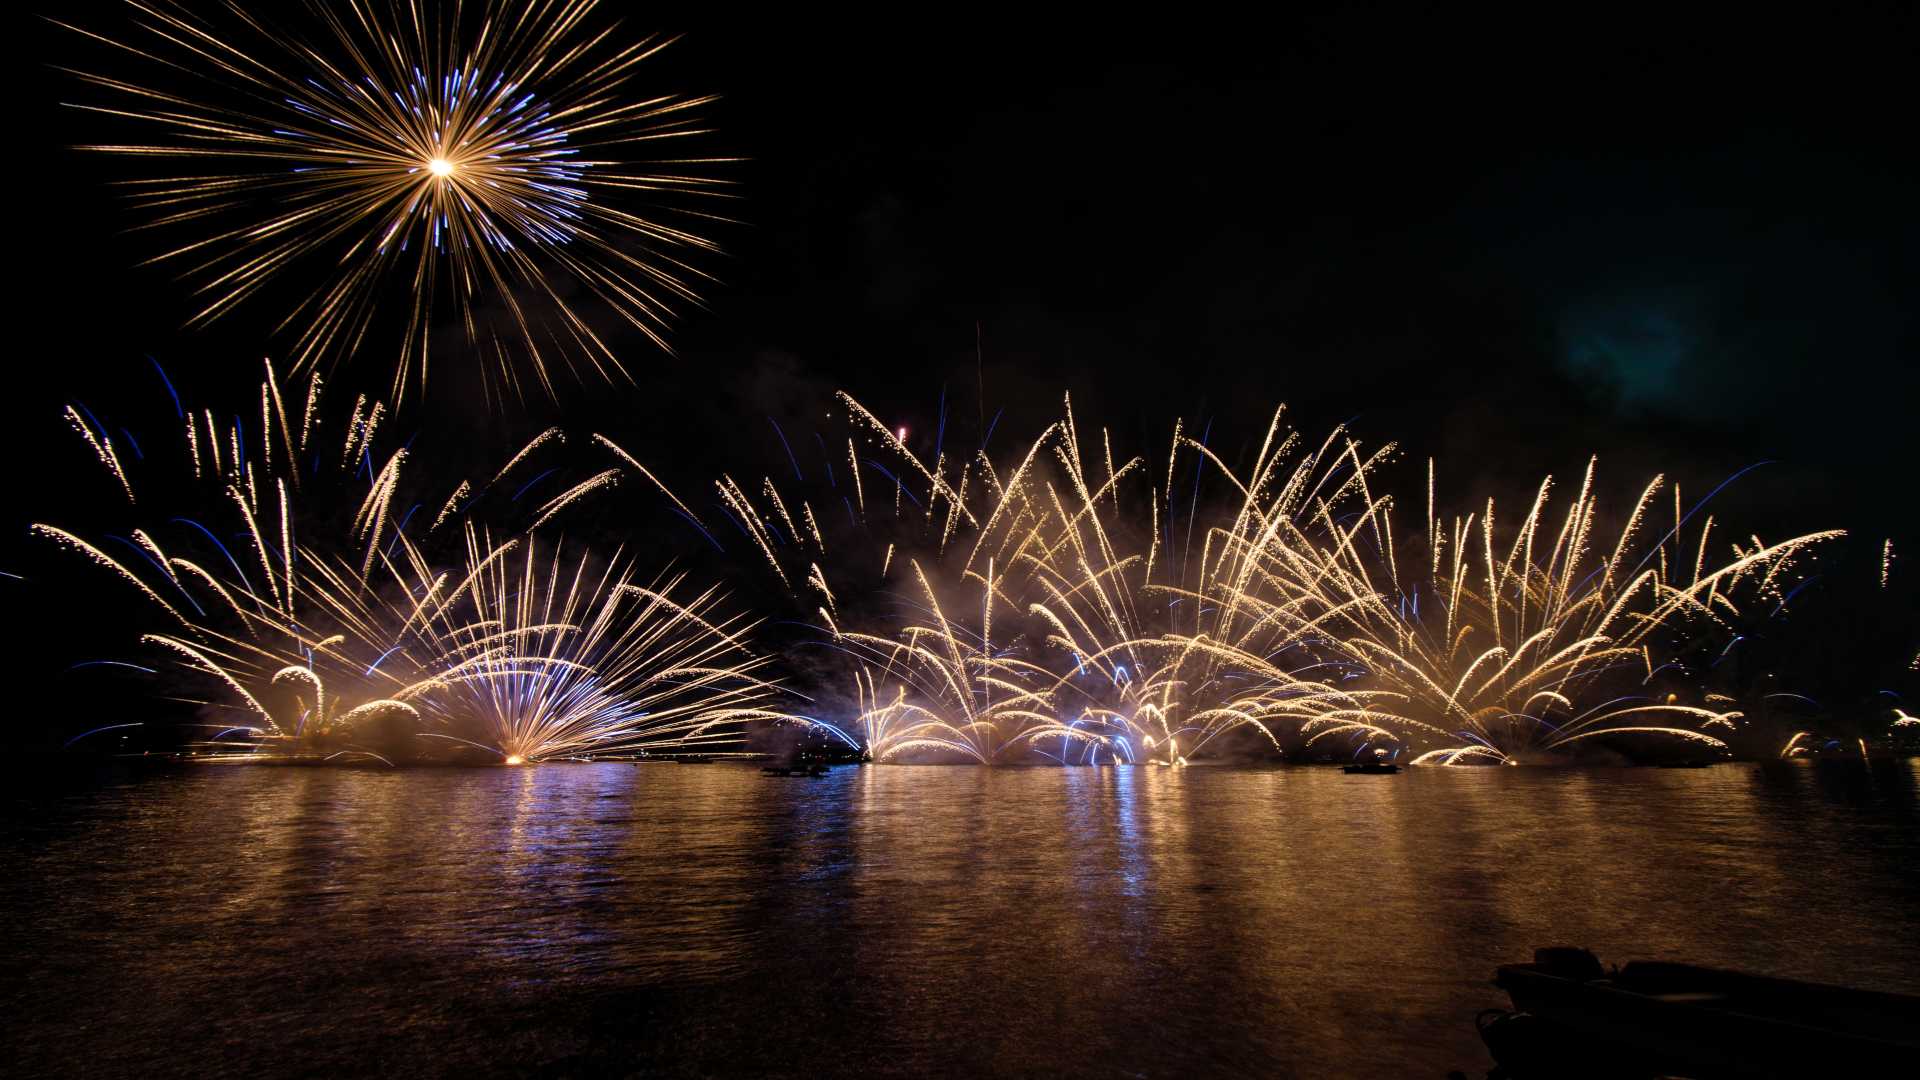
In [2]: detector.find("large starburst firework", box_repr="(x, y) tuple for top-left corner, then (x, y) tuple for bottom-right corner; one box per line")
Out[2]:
(59, 0), (732, 400)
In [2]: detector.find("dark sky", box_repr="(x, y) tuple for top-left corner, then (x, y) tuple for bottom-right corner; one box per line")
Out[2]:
(8, 9), (1916, 715)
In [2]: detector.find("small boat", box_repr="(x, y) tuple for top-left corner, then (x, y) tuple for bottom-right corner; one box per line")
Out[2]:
(1486, 947), (1920, 1077)
(1341, 762), (1400, 774)
(675, 755), (715, 764)
(1656, 759), (1713, 768)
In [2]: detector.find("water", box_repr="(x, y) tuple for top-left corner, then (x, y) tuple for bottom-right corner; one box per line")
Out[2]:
(6, 760), (1917, 1078)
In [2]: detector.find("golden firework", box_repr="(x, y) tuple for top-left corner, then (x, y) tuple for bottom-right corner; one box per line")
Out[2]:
(58, 0), (733, 401)
(681, 393), (1839, 765)
(39, 362), (802, 764)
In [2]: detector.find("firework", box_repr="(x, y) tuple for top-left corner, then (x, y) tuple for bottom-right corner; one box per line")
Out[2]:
(36, 364), (444, 761)
(687, 397), (1409, 763)
(57, 1), (732, 400)
(39, 362), (796, 763)
(1023, 405), (1419, 765)
(412, 528), (796, 761)
(669, 392), (1838, 766)
(39, 362), (1844, 767)
(1179, 449), (1840, 764)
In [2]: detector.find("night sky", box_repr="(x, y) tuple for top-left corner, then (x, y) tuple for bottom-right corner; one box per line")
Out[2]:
(10, 9), (1916, 725)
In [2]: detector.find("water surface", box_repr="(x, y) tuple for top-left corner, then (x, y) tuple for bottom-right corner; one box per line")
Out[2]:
(6, 760), (1917, 1077)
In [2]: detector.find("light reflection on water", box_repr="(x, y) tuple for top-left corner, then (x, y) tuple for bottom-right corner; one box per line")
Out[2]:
(5, 760), (1917, 1077)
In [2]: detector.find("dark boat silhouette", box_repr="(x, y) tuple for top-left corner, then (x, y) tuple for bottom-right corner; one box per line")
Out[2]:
(1484, 947), (1920, 1077)
(675, 755), (716, 764)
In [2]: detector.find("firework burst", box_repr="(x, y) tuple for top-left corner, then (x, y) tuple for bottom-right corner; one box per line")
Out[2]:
(38, 362), (798, 764)
(689, 396), (1406, 763)
(58, 0), (733, 400)
(1198, 452), (1841, 764)
(36, 361), (1843, 768)
(661, 391), (1838, 766)
(414, 528), (797, 761)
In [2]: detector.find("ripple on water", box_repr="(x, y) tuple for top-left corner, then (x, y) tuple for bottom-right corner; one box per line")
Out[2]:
(4, 758), (1917, 1078)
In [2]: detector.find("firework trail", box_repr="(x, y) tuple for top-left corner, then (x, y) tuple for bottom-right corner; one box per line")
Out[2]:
(35, 363), (445, 760)
(37, 362), (798, 763)
(1027, 407), (1420, 765)
(660, 392), (1839, 766)
(675, 395), (1407, 763)
(35, 361), (1844, 767)
(56, 1), (733, 401)
(413, 527), (798, 761)
(1193, 451), (1841, 764)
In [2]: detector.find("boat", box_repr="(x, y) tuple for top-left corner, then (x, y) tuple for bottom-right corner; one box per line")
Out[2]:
(1655, 759), (1713, 768)
(1341, 762), (1399, 774)
(675, 755), (715, 764)
(1485, 947), (1920, 1077)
